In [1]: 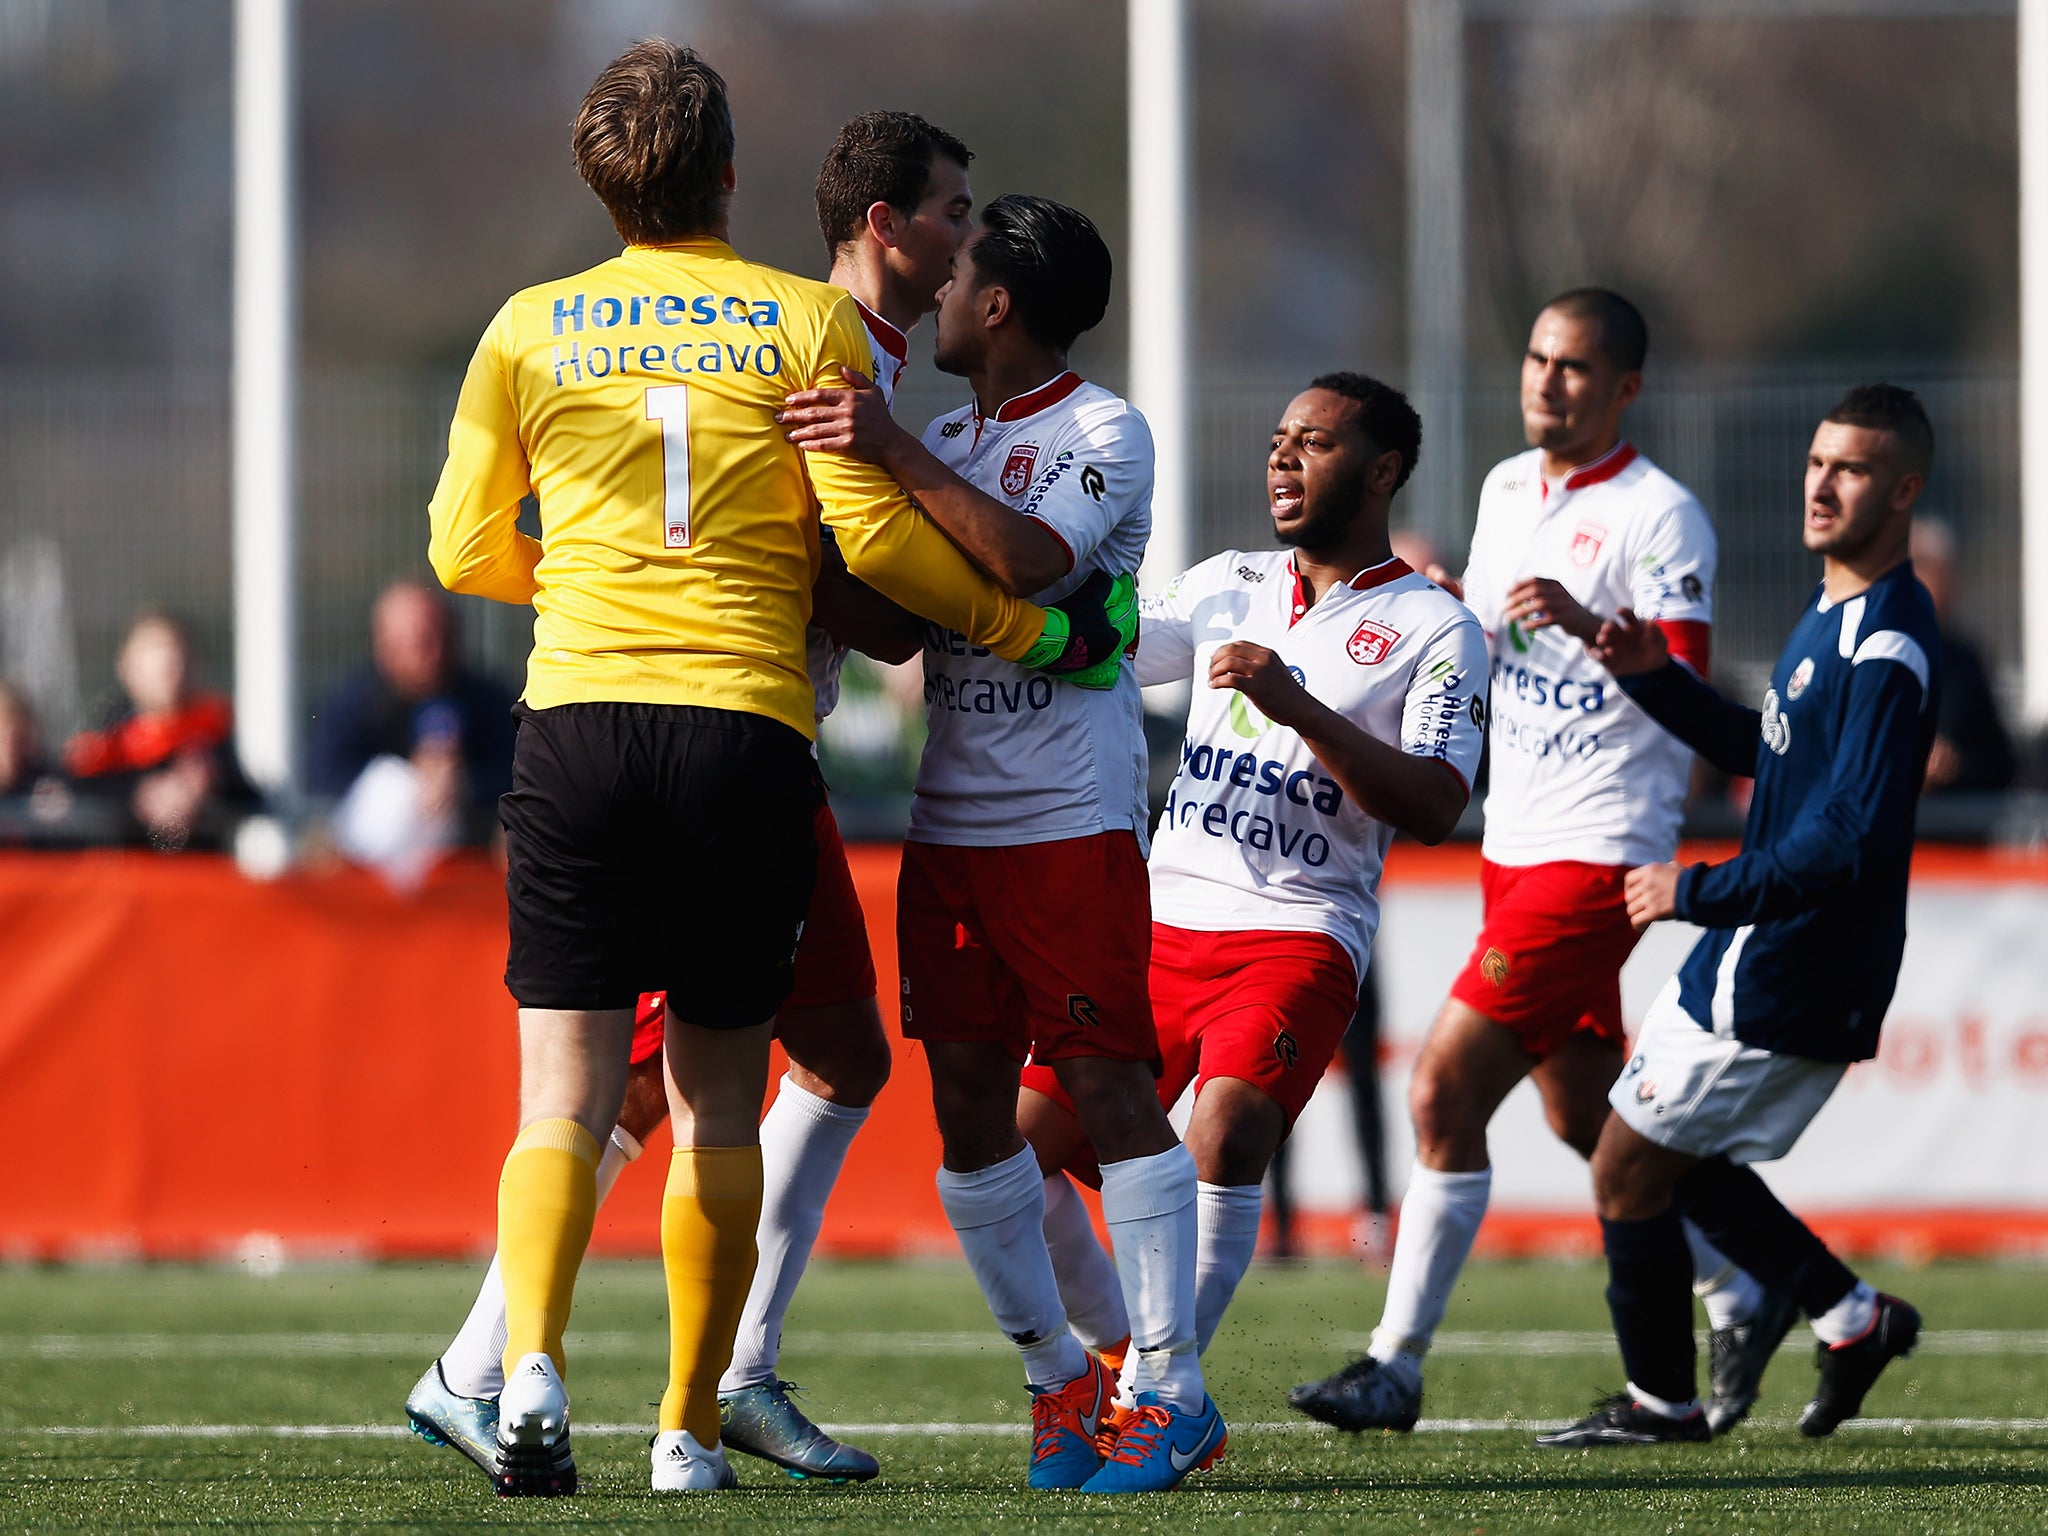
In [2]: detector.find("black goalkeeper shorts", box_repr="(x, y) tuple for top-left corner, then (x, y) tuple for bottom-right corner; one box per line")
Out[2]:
(501, 701), (821, 1027)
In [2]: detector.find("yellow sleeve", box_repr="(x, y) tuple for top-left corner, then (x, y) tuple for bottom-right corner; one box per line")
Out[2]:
(427, 311), (544, 605)
(804, 300), (1044, 661)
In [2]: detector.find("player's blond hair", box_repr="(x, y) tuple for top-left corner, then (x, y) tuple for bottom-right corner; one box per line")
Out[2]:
(572, 41), (734, 246)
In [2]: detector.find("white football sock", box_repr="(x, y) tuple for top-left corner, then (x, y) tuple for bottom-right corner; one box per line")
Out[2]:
(1369, 1161), (1491, 1368)
(719, 1076), (869, 1393)
(440, 1125), (643, 1399)
(1810, 1280), (1878, 1346)
(1683, 1221), (1764, 1331)
(1041, 1173), (1130, 1352)
(1100, 1143), (1203, 1410)
(937, 1146), (1087, 1391)
(1627, 1380), (1701, 1419)
(1195, 1181), (1263, 1355)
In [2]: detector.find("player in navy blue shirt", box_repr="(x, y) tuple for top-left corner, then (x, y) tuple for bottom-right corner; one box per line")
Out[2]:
(1536, 385), (1942, 1449)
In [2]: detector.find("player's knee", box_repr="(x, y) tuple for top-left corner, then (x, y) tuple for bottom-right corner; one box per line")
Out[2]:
(779, 999), (893, 1107)
(1185, 1079), (1286, 1187)
(1548, 1097), (1610, 1161)
(1407, 1064), (1481, 1163)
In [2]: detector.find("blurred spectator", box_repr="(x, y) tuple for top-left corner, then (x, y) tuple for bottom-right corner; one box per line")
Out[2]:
(1912, 519), (2016, 795)
(64, 612), (256, 850)
(310, 582), (516, 871)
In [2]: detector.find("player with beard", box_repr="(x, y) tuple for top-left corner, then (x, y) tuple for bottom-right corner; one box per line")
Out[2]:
(1292, 291), (1782, 1440)
(1538, 384), (1939, 1446)
(781, 194), (1221, 1493)
(1008, 375), (1485, 1435)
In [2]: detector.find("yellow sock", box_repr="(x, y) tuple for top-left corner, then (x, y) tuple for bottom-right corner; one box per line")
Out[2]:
(657, 1145), (764, 1441)
(497, 1118), (601, 1381)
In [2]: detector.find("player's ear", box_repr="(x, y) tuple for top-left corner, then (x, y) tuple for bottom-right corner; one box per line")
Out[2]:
(718, 159), (737, 193)
(1368, 447), (1404, 497)
(1891, 470), (1925, 515)
(864, 200), (899, 249)
(982, 282), (1012, 332)
(1612, 370), (1643, 412)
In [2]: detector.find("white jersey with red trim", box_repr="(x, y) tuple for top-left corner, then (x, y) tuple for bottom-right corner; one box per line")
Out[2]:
(1140, 551), (1488, 979)
(1462, 441), (1716, 867)
(806, 303), (914, 724)
(907, 371), (1151, 847)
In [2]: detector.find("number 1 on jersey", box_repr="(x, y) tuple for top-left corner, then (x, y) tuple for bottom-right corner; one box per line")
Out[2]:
(645, 384), (692, 549)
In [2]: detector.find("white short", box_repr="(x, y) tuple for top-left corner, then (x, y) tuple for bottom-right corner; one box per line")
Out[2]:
(1608, 978), (1845, 1164)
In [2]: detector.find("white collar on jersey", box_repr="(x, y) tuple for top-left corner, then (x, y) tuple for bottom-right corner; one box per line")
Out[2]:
(1540, 440), (1638, 499)
(851, 297), (908, 362)
(1285, 555), (1413, 623)
(973, 370), (1084, 426)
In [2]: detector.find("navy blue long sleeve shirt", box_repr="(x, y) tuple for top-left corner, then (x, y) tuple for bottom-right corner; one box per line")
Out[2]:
(1616, 561), (1940, 1062)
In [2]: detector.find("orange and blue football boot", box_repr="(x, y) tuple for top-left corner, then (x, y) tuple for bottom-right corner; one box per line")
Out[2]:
(1079, 1391), (1227, 1493)
(1028, 1355), (1115, 1490)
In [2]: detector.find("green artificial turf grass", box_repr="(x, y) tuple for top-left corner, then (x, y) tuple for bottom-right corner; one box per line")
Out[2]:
(3, 1258), (2044, 1533)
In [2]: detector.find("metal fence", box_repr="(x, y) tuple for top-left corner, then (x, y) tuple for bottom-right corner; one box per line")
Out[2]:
(0, 363), (2021, 761)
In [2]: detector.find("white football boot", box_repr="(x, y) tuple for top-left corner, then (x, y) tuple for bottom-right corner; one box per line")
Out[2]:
(493, 1351), (576, 1496)
(652, 1428), (739, 1491)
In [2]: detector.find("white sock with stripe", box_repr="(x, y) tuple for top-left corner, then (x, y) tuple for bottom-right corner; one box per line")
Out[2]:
(1369, 1161), (1491, 1376)
(938, 1146), (1087, 1392)
(1041, 1172), (1130, 1352)
(1100, 1143), (1205, 1410)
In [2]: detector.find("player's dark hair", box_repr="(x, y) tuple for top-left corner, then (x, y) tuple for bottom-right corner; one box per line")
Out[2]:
(1541, 287), (1649, 374)
(572, 41), (735, 246)
(815, 111), (972, 255)
(1308, 372), (1423, 493)
(966, 195), (1111, 353)
(1825, 382), (1936, 478)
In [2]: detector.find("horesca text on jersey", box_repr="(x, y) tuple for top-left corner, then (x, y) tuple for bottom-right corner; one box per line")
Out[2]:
(1177, 739), (1344, 815)
(1491, 657), (1607, 714)
(551, 292), (782, 334)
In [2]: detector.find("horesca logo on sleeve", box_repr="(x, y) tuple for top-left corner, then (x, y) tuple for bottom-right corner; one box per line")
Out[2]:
(1347, 620), (1400, 665)
(1000, 443), (1040, 497)
(1571, 520), (1606, 567)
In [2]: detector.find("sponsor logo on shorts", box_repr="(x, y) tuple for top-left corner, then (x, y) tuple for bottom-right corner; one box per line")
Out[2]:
(1001, 443), (1040, 497)
(1273, 1030), (1299, 1069)
(1347, 619), (1400, 665)
(1067, 993), (1101, 1029)
(1480, 947), (1510, 987)
(1787, 656), (1814, 700)
(1570, 520), (1606, 567)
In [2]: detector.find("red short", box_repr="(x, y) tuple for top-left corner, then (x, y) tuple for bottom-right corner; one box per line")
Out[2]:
(629, 801), (876, 1064)
(896, 832), (1157, 1067)
(1447, 858), (1638, 1059)
(1021, 923), (1359, 1129)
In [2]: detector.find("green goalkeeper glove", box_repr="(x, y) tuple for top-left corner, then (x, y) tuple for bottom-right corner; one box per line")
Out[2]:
(1018, 570), (1140, 690)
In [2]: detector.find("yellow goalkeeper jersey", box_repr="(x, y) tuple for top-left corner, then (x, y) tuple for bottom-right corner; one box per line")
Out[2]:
(427, 238), (1041, 737)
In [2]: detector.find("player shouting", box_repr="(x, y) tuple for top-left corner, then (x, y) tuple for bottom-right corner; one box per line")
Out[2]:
(781, 194), (1220, 1493)
(1011, 374), (1485, 1414)
(1538, 384), (1940, 1447)
(1292, 290), (1781, 1438)
(425, 48), (1131, 1498)
(405, 108), (987, 1490)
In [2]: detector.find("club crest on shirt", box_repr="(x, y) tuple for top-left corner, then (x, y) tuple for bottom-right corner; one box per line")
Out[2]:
(1346, 619), (1400, 665)
(1000, 443), (1040, 497)
(1570, 519), (1607, 567)
(1787, 656), (1815, 700)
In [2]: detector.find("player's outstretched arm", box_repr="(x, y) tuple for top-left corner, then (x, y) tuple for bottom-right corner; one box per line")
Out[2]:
(427, 323), (542, 605)
(1596, 611), (1760, 778)
(1675, 655), (1929, 929)
(810, 534), (925, 664)
(1209, 641), (1467, 844)
(782, 371), (1069, 597)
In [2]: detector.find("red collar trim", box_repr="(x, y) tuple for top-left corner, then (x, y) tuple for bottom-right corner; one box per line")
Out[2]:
(1286, 556), (1411, 625)
(977, 371), (1084, 425)
(1559, 441), (1638, 493)
(851, 298), (908, 362)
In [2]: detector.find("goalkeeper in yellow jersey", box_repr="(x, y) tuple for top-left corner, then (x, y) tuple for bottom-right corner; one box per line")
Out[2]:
(426, 41), (1131, 1499)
